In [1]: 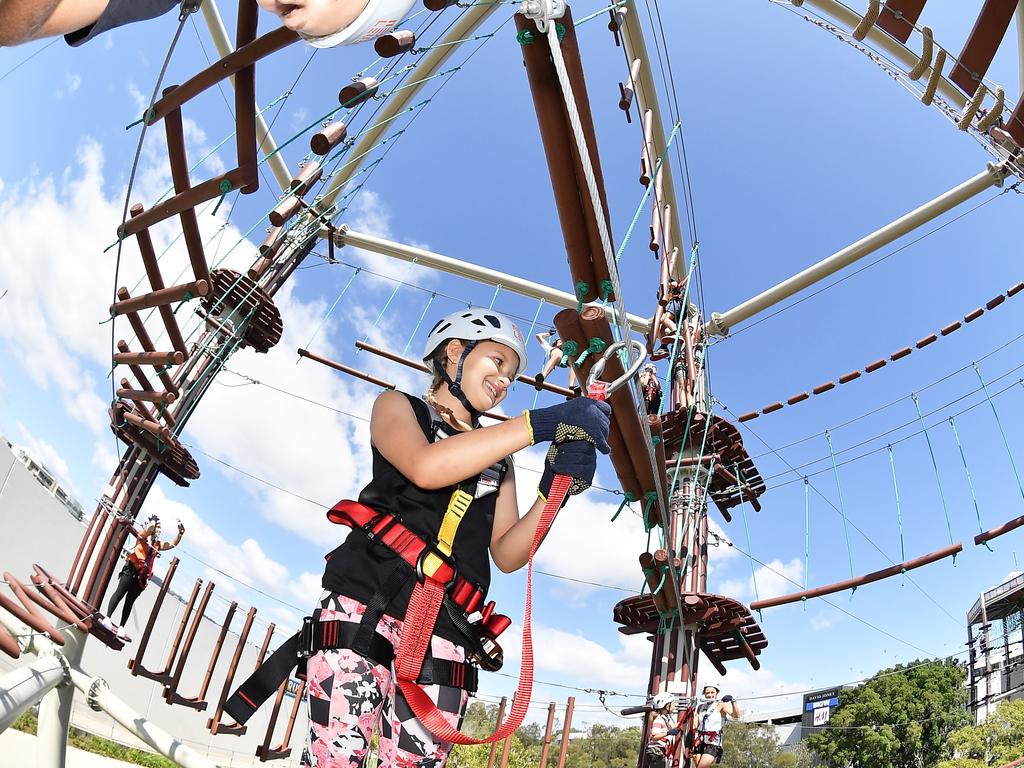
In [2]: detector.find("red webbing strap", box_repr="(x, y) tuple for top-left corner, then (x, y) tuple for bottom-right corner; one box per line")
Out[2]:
(395, 473), (572, 745)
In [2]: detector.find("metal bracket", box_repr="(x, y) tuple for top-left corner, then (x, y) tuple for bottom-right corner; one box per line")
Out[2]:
(519, 0), (566, 30)
(179, 0), (204, 21)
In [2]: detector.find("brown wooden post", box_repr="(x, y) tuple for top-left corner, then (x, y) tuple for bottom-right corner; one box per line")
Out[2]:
(208, 605), (257, 735)
(487, 696), (508, 768)
(539, 701), (557, 768)
(555, 697), (574, 768)
(128, 557), (179, 676)
(164, 580), (215, 708)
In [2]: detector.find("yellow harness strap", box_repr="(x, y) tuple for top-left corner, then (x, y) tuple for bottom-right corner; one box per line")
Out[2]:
(421, 488), (474, 578)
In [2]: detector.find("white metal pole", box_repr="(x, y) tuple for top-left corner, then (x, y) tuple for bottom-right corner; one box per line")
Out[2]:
(317, 2), (501, 209)
(707, 163), (1007, 335)
(798, 0), (973, 112)
(200, 0), (293, 193)
(619, 6), (686, 278)
(69, 670), (218, 768)
(334, 226), (652, 333)
(0, 652), (68, 733)
(1017, 1), (1024, 97)
(36, 629), (84, 768)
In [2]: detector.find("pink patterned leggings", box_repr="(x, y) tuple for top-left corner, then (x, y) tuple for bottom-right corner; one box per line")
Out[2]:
(302, 591), (469, 768)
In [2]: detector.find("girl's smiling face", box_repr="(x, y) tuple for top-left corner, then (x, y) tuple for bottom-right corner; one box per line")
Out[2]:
(446, 340), (519, 412)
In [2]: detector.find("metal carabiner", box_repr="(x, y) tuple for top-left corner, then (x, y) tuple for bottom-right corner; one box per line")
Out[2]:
(585, 339), (648, 401)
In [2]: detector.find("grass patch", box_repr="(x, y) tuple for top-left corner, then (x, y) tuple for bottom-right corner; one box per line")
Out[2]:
(12, 710), (178, 767)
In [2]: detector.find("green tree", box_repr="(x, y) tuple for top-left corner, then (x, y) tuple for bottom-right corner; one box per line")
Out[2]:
(720, 721), (814, 768)
(939, 699), (1024, 766)
(807, 659), (969, 768)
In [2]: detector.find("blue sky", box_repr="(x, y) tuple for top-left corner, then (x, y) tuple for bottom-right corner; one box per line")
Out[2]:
(1, 0), (1024, 727)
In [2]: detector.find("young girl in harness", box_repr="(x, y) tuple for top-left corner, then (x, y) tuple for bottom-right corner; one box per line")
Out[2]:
(229, 308), (611, 767)
(691, 684), (740, 766)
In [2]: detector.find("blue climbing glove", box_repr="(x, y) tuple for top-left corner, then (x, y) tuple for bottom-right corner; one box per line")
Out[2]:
(525, 398), (611, 454)
(538, 441), (597, 502)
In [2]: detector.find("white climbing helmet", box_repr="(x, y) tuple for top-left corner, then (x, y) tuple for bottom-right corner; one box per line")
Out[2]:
(298, 0), (418, 48)
(422, 309), (529, 379)
(651, 692), (676, 711)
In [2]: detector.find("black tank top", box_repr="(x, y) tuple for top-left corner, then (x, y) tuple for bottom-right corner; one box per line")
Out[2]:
(322, 392), (508, 645)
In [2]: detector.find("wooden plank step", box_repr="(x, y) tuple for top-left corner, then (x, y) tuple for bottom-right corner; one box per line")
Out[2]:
(949, 0), (1017, 96)
(876, 0), (927, 44)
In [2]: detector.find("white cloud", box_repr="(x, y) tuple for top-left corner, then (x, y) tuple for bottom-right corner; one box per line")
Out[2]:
(343, 190), (438, 286)
(719, 558), (804, 603)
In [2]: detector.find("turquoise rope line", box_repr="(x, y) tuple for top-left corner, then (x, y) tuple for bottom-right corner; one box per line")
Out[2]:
(949, 416), (988, 542)
(357, 260), (416, 352)
(886, 445), (906, 564)
(401, 292), (436, 358)
(613, 122), (681, 264)
(574, 0), (631, 26)
(487, 284), (502, 309)
(825, 430), (856, 580)
(974, 362), (1024, 502)
(302, 266), (363, 356)
(803, 478), (810, 593)
(911, 392), (956, 546)
(523, 299), (545, 402)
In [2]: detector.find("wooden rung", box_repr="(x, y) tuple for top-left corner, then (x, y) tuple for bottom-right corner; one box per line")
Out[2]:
(311, 121), (348, 156)
(110, 280), (208, 316)
(114, 350), (184, 366)
(618, 58), (641, 118)
(339, 77), (378, 108)
(639, 109), (655, 186)
(259, 226), (284, 257)
(117, 387), (177, 405)
(269, 196), (302, 228)
(116, 341), (155, 392)
(876, 0), (928, 44)
(119, 169), (244, 239)
(374, 30), (416, 58)
(949, 0), (1017, 96)
(289, 161), (323, 195)
(120, 407), (173, 442)
(119, 380), (158, 421)
(115, 288), (187, 373)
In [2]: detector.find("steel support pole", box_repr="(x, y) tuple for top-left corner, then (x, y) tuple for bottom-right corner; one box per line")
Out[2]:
(618, 6), (686, 279)
(799, 0), (983, 112)
(707, 164), (1007, 335)
(1017, 1), (1024, 97)
(36, 630), (83, 768)
(200, 0), (292, 193)
(333, 227), (652, 333)
(0, 652), (69, 733)
(317, 2), (501, 210)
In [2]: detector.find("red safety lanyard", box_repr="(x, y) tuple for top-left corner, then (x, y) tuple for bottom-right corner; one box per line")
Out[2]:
(395, 473), (571, 744)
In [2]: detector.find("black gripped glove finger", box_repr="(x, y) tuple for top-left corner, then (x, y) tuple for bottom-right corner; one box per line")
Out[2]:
(721, 695), (734, 703)
(525, 398), (612, 454)
(538, 440), (597, 502)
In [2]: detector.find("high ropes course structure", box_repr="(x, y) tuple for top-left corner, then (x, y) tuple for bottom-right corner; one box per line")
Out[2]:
(2, 0), (1024, 766)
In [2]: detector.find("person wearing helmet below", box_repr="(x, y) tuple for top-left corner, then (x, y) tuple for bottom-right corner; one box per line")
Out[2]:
(692, 683), (740, 766)
(0, 0), (416, 49)
(645, 692), (682, 768)
(300, 308), (611, 767)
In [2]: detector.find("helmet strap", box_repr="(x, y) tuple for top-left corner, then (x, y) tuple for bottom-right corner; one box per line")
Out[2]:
(435, 341), (480, 426)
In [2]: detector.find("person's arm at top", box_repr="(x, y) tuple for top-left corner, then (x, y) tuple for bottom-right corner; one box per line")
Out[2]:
(0, 0), (104, 45)
(720, 697), (740, 720)
(371, 391), (532, 491)
(159, 522), (185, 551)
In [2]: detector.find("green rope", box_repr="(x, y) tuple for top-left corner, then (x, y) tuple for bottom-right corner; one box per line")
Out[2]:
(614, 122), (682, 264)
(401, 292), (437, 358)
(559, 340), (579, 367)
(949, 416), (988, 542)
(803, 478), (810, 593)
(574, 281), (589, 313)
(736, 464), (760, 608)
(610, 492), (637, 522)
(600, 280), (615, 302)
(302, 266), (362, 353)
(487, 283), (502, 309)
(974, 363), (1024, 502)
(911, 392), (955, 546)
(210, 179), (233, 216)
(573, 0), (631, 26)
(574, 337), (606, 368)
(825, 430), (856, 580)
(886, 445), (906, 566)
(358, 261), (416, 351)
